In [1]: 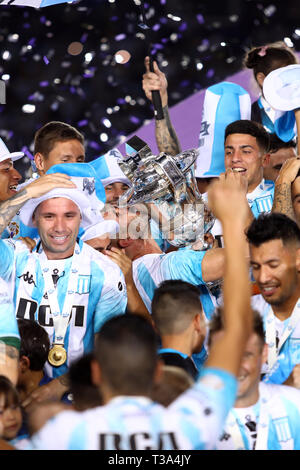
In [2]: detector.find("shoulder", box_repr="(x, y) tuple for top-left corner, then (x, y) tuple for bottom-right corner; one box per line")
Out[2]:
(81, 242), (122, 272)
(133, 253), (165, 270)
(260, 382), (300, 406)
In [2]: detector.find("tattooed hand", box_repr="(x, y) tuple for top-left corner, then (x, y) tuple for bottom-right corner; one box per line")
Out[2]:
(142, 57), (181, 156)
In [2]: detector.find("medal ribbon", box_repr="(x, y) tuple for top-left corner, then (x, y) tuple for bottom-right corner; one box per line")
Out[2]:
(36, 243), (81, 347)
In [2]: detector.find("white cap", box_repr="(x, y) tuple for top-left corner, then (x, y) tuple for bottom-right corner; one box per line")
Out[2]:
(19, 187), (95, 228)
(90, 149), (131, 188)
(0, 138), (23, 163)
(81, 219), (119, 242)
(263, 64), (300, 112)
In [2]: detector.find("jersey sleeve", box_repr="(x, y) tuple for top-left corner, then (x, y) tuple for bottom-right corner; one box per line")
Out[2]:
(163, 249), (206, 285)
(0, 239), (16, 281)
(93, 263), (127, 332)
(0, 283), (20, 350)
(277, 386), (300, 450)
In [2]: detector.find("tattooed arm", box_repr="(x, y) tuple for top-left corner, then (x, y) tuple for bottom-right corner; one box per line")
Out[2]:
(155, 106), (181, 156)
(0, 343), (19, 385)
(0, 173), (76, 236)
(142, 57), (181, 156)
(21, 373), (70, 409)
(272, 157), (300, 221)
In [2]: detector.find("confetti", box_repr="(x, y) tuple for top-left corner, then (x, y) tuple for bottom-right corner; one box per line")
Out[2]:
(0, 0), (297, 178)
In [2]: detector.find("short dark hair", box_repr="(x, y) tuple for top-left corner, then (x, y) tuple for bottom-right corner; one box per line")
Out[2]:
(209, 308), (265, 347)
(95, 315), (159, 395)
(34, 121), (84, 158)
(244, 41), (298, 79)
(246, 212), (300, 248)
(0, 375), (20, 409)
(225, 120), (270, 154)
(18, 319), (50, 371)
(152, 280), (203, 336)
(268, 133), (297, 153)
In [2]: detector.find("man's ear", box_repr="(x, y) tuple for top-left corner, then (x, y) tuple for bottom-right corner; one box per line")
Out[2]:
(34, 153), (45, 174)
(118, 238), (133, 248)
(262, 152), (271, 168)
(19, 356), (30, 374)
(90, 358), (102, 386)
(153, 359), (164, 385)
(31, 210), (38, 228)
(262, 343), (268, 365)
(256, 72), (266, 89)
(296, 247), (300, 273)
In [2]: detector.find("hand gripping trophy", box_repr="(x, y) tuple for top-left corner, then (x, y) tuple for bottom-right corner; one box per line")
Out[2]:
(118, 136), (215, 249)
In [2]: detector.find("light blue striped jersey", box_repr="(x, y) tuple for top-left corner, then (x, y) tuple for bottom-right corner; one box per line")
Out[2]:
(27, 367), (237, 450)
(208, 179), (274, 246)
(133, 250), (208, 314)
(216, 382), (300, 450)
(252, 294), (300, 385)
(132, 250), (215, 371)
(0, 238), (127, 378)
(247, 179), (275, 219)
(0, 278), (20, 349)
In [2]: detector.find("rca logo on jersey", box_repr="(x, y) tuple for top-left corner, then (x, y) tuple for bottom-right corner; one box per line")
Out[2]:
(76, 275), (91, 294)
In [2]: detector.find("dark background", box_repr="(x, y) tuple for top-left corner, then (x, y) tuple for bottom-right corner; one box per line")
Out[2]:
(0, 0), (299, 177)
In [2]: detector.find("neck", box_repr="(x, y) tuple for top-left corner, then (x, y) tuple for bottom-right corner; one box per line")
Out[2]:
(234, 384), (260, 408)
(247, 176), (263, 194)
(161, 334), (193, 357)
(41, 243), (76, 260)
(100, 384), (150, 405)
(129, 239), (162, 262)
(271, 289), (300, 321)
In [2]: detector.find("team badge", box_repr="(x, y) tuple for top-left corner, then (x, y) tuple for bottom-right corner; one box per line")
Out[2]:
(76, 275), (91, 294)
(8, 221), (20, 237)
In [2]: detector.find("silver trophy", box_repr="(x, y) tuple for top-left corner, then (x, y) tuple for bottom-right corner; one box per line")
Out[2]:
(118, 136), (215, 248)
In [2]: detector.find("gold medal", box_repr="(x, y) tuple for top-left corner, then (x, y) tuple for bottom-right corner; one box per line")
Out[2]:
(48, 344), (67, 367)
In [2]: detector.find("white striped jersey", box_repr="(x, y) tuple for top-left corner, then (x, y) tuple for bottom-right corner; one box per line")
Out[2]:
(216, 382), (300, 450)
(206, 179), (274, 246)
(132, 250), (215, 317)
(0, 238), (127, 378)
(132, 250), (216, 371)
(247, 179), (274, 219)
(252, 294), (300, 385)
(0, 277), (20, 349)
(27, 367), (237, 450)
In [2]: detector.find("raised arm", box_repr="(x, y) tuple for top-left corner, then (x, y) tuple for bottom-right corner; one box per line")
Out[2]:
(0, 173), (76, 236)
(142, 56), (181, 156)
(205, 177), (252, 376)
(272, 157), (300, 221)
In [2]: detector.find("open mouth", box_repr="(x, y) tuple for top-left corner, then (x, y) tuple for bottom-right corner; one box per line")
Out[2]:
(260, 285), (277, 296)
(9, 185), (18, 191)
(238, 374), (246, 382)
(232, 167), (247, 173)
(51, 235), (69, 244)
